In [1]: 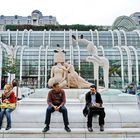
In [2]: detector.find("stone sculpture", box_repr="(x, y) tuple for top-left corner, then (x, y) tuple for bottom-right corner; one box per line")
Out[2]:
(48, 45), (67, 88)
(48, 44), (91, 88)
(63, 61), (92, 88)
(72, 35), (109, 89)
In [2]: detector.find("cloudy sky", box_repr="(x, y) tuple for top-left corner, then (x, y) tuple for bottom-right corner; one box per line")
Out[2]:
(0, 0), (140, 25)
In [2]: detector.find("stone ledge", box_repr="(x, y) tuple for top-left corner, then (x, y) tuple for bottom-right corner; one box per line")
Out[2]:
(0, 138), (140, 140)
(1, 106), (140, 128)
(18, 98), (138, 108)
(0, 128), (140, 138)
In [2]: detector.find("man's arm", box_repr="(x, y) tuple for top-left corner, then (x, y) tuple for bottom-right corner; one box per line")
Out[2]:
(47, 91), (53, 106)
(85, 92), (91, 107)
(96, 92), (103, 107)
(55, 90), (66, 111)
(60, 90), (66, 106)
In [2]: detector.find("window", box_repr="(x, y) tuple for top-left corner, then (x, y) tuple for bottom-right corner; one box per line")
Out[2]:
(27, 20), (30, 24)
(17, 20), (20, 24)
(15, 15), (18, 19)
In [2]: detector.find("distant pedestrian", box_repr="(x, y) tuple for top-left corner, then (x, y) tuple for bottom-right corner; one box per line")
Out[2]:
(12, 79), (22, 101)
(136, 85), (140, 109)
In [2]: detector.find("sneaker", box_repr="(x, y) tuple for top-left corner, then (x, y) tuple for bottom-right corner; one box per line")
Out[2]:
(88, 127), (93, 132)
(42, 126), (49, 132)
(64, 126), (71, 132)
(100, 125), (104, 131)
(5, 126), (11, 130)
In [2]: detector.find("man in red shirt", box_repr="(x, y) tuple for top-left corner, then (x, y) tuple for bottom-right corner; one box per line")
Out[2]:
(42, 82), (71, 132)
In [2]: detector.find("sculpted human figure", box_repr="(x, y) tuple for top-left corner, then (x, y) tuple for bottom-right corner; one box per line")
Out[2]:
(72, 35), (109, 89)
(62, 61), (92, 88)
(72, 34), (97, 55)
(48, 63), (67, 88)
(48, 45), (67, 88)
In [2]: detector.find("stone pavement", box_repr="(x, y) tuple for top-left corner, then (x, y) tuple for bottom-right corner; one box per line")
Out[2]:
(0, 138), (140, 140)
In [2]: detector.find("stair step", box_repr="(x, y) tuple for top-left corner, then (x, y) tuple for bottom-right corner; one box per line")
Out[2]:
(0, 128), (140, 138)
(0, 138), (140, 140)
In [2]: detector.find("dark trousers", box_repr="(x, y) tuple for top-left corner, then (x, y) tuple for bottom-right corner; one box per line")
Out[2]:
(45, 105), (69, 126)
(87, 108), (105, 127)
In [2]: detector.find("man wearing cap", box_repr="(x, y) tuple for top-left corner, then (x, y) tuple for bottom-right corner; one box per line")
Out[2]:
(83, 84), (105, 132)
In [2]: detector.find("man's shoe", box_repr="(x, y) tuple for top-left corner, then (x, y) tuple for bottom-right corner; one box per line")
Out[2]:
(64, 126), (71, 132)
(5, 126), (11, 130)
(42, 126), (49, 132)
(88, 127), (93, 132)
(100, 125), (104, 131)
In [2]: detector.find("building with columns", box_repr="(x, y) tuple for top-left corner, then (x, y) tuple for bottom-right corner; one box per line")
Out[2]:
(0, 10), (59, 26)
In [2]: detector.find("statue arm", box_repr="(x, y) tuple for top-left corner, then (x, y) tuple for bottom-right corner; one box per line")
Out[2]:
(59, 70), (66, 83)
(50, 66), (55, 78)
(62, 63), (72, 72)
(66, 64), (71, 71)
(60, 66), (67, 71)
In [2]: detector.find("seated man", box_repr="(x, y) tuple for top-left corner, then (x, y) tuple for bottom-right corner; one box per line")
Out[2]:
(42, 82), (71, 132)
(83, 84), (105, 132)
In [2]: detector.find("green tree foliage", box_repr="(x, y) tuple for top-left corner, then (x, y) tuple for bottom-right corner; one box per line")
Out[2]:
(2, 63), (16, 74)
(6, 24), (110, 31)
(109, 60), (121, 77)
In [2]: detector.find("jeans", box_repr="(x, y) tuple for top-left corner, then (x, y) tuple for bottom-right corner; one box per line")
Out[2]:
(45, 105), (69, 126)
(0, 108), (15, 127)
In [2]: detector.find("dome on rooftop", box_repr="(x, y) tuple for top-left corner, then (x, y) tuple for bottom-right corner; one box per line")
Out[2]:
(31, 10), (43, 17)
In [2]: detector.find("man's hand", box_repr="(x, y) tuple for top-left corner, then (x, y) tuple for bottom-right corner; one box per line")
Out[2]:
(95, 103), (100, 107)
(53, 105), (60, 111)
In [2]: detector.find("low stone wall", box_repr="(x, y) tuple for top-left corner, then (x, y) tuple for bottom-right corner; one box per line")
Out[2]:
(1, 102), (140, 129)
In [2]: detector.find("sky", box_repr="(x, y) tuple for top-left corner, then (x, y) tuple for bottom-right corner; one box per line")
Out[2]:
(0, 0), (140, 26)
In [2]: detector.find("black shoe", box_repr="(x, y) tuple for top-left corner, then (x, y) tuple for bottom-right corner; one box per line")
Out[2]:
(88, 127), (93, 132)
(64, 126), (71, 132)
(5, 126), (11, 130)
(72, 35), (76, 40)
(100, 125), (104, 131)
(42, 126), (49, 132)
(0, 126), (1, 130)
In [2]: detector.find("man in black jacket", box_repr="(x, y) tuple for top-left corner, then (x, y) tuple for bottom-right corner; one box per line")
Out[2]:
(83, 84), (105, 132)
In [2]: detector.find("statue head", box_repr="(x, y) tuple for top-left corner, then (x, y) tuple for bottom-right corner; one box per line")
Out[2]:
(54, 44), (65, 63)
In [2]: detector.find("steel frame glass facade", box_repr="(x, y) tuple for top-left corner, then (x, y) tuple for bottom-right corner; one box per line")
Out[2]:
(0, 30), (140, 89)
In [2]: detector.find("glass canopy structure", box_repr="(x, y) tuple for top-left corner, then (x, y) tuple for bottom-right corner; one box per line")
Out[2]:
(0, 29), (140, 89)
